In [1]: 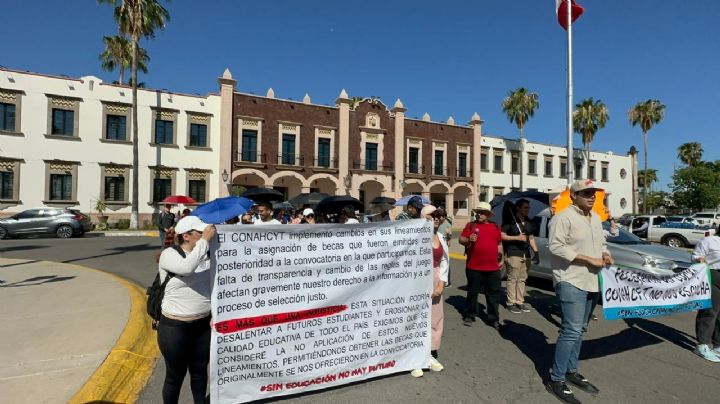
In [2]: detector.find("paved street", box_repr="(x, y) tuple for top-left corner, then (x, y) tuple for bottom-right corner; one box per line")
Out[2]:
(2, 236), (719, 403)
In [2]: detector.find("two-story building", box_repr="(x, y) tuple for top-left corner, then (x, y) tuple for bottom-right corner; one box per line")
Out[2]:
(0, 67), (637, 229)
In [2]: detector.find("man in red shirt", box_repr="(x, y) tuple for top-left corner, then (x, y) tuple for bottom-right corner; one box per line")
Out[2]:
(459, 202), (504, 330)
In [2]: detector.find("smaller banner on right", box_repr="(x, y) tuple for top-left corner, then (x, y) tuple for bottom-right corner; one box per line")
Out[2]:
(599, 264), (712, 320)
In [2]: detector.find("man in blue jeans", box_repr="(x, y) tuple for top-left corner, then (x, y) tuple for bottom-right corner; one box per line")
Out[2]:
(546, 179), (613, 404)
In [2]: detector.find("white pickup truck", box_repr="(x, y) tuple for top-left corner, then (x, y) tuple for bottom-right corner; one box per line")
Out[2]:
(626, 215), (714, 248)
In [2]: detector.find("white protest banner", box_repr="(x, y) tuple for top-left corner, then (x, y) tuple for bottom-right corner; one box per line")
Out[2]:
(209, 220), (434, 404)
(600, 264), (712, 320)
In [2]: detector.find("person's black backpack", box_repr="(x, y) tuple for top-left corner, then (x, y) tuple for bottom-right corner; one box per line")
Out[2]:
(147, 245), (185, 329)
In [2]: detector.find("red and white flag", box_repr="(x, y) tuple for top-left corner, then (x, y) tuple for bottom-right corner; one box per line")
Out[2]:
(556, 0), (585, 30)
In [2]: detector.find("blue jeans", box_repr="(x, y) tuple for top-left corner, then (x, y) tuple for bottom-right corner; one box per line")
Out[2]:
(159, 229), (167, 247)
(550, 281), (598, 382)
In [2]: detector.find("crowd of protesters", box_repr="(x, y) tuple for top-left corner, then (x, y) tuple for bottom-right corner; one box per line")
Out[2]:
(152, 180), (720, 404)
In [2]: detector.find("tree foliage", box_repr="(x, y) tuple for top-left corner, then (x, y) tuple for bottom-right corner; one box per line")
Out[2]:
(573, 97), (609, 160)
(671, 164), (720, 211)
(99, 35), (149, 84)
(677, 142), (703, 166)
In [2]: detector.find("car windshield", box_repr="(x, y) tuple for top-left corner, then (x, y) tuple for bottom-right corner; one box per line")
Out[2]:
(603, 222), (648, 244)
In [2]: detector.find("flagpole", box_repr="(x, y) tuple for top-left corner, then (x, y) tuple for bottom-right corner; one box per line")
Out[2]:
(566, 0), (574, 186)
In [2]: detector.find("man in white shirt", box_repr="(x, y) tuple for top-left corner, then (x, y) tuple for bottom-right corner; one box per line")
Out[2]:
(254, 201), (281, 225)
(691, 234), (720, 362)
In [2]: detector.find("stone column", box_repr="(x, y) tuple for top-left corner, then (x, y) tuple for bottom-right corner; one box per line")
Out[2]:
(470, 112), (484, 210)
(218, 68), (237, 197)
(628, 146), (639, 214)
(445, 192), (454, 215)
(336, 89), (351, 195)
(391, 99), (406, 199)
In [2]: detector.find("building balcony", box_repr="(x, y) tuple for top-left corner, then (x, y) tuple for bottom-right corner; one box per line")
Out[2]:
(455, 168), (472, 181)
(276, 153), (304, 166)
(312, 156), (338, 173)
(234, 151), (267, 168)
(430, 166), (449, 177)
(405, 164), (425, 177)
(352, 160), (393, 173)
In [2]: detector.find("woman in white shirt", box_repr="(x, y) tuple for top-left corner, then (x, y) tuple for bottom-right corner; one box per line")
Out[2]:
(411, 205), (449, 377)
(157, 216), (215, 404)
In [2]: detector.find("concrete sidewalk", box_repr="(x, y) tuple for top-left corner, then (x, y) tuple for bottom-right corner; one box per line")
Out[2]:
(0, 258), (148, 403)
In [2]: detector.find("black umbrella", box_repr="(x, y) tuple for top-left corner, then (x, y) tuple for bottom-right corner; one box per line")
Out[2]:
(240, 187), (284, 202)
(367, 203), (395, 215)
(370, 196), (396, 205)
(490, 190), (550, 209)
(288, 192), (330, 209)
(272, 201), (296, 211)
(316, 195), (364, 214)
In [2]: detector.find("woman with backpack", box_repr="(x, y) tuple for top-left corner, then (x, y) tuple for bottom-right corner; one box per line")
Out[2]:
(157, 215), (216, 404)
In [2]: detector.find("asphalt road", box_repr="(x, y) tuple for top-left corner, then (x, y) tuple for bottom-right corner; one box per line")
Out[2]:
(1, 236), (718, 403)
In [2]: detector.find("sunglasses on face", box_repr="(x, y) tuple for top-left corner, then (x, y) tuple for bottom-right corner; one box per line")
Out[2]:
(576, 190), (597, 198)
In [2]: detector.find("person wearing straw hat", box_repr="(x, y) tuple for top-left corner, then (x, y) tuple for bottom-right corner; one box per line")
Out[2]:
(691, 233), (720, 362)
(546, 179), (613, 403)
(459, 201), (504, 330)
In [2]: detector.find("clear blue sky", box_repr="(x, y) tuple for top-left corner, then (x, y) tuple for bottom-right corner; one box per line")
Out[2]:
(3, 1), (719, 191)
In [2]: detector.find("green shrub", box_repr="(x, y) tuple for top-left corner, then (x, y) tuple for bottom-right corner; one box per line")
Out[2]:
(117, 219), (130, 230)
(142, 219), (156, 230)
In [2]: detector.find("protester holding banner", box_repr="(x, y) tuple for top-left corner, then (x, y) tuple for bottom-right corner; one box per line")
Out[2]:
(157, 216), (216, 404)
(410, 205), (450, 378)
(691, 234), (720, 362)
(546, 179), (613, 403)
(459, 202), (504, 330)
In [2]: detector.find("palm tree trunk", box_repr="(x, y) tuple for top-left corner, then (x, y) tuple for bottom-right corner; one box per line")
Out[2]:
(586, 138), (591, 179)
(519, 125), (524, 191)
(119, 68), (124, 85)
(643, 131), (648, 214)
(130, 35), (140, 229)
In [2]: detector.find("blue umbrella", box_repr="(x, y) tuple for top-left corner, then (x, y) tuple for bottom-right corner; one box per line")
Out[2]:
(190, 196), (254, 224)
(394, 194), (431, 207)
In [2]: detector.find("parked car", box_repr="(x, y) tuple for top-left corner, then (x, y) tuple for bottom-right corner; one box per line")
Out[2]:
(626, 215), (713, 247)
(691, 212), (720, 227)
(529, 212), (693, 280)
(0, 208), (92, 239)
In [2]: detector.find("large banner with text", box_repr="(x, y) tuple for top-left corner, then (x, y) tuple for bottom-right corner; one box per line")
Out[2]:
(209, 220), (434, 403)
(600, 264), (712, 320)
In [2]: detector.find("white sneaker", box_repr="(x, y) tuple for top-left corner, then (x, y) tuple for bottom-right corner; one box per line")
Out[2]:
(694, 344), (720, 362)
(429, 357), (444, 372)
(410, 368), (424, 378)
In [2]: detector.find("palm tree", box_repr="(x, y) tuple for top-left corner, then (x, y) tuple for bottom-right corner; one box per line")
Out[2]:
(573, 98), (609, 176)
(637, 168), (658, 189)
(628, 99), (665, 214)
(677, 142), (703, 166)
(102, 0), (169, 229)
(99, 35), (149, 85)
(502, 88), (539, 191)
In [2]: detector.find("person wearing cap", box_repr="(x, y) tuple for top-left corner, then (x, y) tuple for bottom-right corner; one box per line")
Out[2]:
(157, 216), (216, 404)
(546, 179), (613, 403)
(410, 205), (449, 378)
(459, 201), (504, 330)
(396, 196), (424, 220)
(301, 208), (316, 224)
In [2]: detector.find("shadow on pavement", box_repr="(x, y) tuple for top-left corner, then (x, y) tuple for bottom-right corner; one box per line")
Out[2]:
(527, 289), (562, 328)
(501, 320), (553, 382)
(0, 274), (76, 287)
(0, 245), (48, 253)
(61, 243), (159, 264)
(622, 318), (696, 351)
